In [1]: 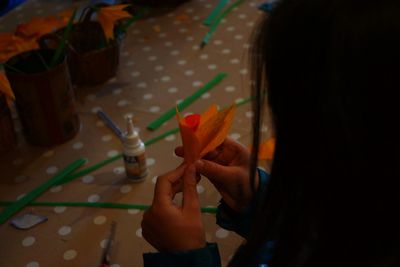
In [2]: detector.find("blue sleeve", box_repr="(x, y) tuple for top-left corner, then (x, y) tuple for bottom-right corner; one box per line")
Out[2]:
(143, 243), (221, 267)
(216, 168), (269, 239)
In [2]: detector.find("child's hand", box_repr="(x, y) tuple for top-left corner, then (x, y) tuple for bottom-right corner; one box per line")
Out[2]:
(175, 138), (256, 213)
(141, 164), (206, 252)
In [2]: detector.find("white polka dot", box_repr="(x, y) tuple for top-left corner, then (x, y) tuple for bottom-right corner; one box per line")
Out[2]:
(54, 206), (66, 214)
(50, 185), (62, 193)
(196, 185), (205, 194)
(93, 216), (107, 225)
(200, 54), (208, 60)
(164, 41), (173, 47)
(99, 239), (108, 248)
(25, 261), (39, 267)
(177, 60), (187, 65)
(168, 87), (178, 93)
(159, 33), (167, 38)
(122, 51), (129, 57)
(81, 174), (95, 184)
(96, 121), (105, 127)
(215, 228), (229, 238)
(143, 93), (153, 100)
(123, 113), (134, 119)
(245, 111), (254, 118)
(202, 93), (211, 99)
(262, 125), (269, 132)
(165, 134), (176, 141)
(186, 36), (194, 42)
(222, 49), (231, 54)
(22, 236), (36, 247)
(120, 185), (132, 194)
(117, 100), (129, 107)
(247, 21), (255, 27)
(86, 94), (96, 101)
(91, 106), (102, 114)
(230, 133), (241, 140)
(107, 150), (120, 158)
(154, 65), (164, 71)
(102, 135), (112, 142)
(170, 50), (180, 56)
(151, 176), (158, 184)
(149, 106), (161, 113)
(179, 28), (188, 33)
(43, 150), (54, 157)
(240, 69), (248, 75)
(238, 14), (247, 19)
(46, 166), (58, 175)
(142, 46), (151, 51)
(173, 20), (181, 25)
(137, 82), (147, 88)
(72, 142), (83, 150)
(58, 226), (72, 236)
(225, 86), (236, 92)
(230, 58), (240, 64)
(113, 88), (123, 95)
(186, 8), (194, 13)
(193, 81), (203, 87)
(226, 26), (235, 32)
(161, 76), (171, 82)
(125, 61), (134, 66)
(146, 158), (155, 166)
(214, 40), (222, 45)
(193, 15), (200, 20)
(208, 64), (217, 70)
(128, 209), (140, 215)
(192, 45), (200, 50)
(88, 194), (100, 203)
(136, 228), (143, 238)
(113, 166), (125, 175)
(131, 71), (140, 77)
(14, 175), (28, 184)
(63, 249), (77, 260)
(185, 70), (194, 76)
(205, 3), (212, 8)
(148, 55), (157, 61)
(110, 264), (121, 267)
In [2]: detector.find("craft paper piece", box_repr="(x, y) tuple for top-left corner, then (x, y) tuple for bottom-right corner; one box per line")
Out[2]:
(97, 4), (132, 40)
(16, 16), (65, 40)
(10, 213), (48, 230)
(250, 138), (276, 160)
(0, 33), (38, 62)
(0, 72), (15, 107)
(177, 104), (236, 163)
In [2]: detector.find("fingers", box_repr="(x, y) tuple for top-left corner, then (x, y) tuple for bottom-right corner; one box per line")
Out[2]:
(174, 146), (184, 157)
(182, 164), (200, 214)
(195, 159), (235, 184)
(153, 164), (187, 207)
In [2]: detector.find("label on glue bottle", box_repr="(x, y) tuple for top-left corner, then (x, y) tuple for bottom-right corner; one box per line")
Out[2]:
(124, 153), (148, 181)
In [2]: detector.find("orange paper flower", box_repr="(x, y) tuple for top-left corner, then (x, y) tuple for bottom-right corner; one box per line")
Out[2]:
(0, 72), (15, 107)
(177, 104), (236, 163)
(97, 5), (132, 40)
(0, 33), (38, 62)
(16, 16), (65, 40)
(250, 138), (276, 160)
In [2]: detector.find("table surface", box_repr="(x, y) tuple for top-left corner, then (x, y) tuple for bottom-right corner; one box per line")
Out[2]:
(0, 0), (272, 266)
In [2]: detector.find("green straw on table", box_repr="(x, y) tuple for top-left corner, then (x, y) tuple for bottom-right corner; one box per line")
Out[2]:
(0, 201), (218, 214)
(0, 158), (87, 225)
(146, 72), (228, 131)
(200, 0), (245, 48)
(203, 0), (229, 26)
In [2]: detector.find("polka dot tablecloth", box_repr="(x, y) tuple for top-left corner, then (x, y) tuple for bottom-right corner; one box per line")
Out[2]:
(0, 0), (273, 266)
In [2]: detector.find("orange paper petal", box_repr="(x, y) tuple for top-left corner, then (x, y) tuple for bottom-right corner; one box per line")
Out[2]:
(97, 5), (132, 40)
(0, 73), (15, 107)
(177, 105), (236, 163)
(16, 16), (64, 39)
(255, 138), (276, 160)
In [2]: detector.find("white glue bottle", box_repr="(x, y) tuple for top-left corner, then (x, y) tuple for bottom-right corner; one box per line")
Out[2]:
(123, 116), (148, 182)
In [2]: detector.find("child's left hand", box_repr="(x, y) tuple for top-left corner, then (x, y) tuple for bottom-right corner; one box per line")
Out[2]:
(141, 164), (206, 252)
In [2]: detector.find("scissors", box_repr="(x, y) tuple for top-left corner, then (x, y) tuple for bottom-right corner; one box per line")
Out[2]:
(100, 221), (117, 267)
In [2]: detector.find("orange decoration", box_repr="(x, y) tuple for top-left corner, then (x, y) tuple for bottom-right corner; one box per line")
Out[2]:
(177, 104), (236, 163)
(251, 138), (276, 160)
(57, 9), (74, 25)
(97, 4), (132, 40)
(0, 33), (38, 62)
(16, 16), (65, 40)
(0, 72), (15, 107)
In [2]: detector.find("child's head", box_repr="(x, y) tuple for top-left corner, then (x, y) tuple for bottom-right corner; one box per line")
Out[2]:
(238, 0), (400, 266)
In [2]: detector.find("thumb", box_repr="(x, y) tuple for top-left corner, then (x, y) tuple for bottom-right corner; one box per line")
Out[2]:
(182, 164), (200, 214)
(195, 159), (233, 185)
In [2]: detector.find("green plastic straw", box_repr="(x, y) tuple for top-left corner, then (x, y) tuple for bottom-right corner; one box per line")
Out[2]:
(0, 201), (217, 214)
(203, 0), (229, 26)
(147, 72), (228, 131)
(50, 9), (77, 68)
(201, 0), (245, 48)
(0, 158), (87, 225)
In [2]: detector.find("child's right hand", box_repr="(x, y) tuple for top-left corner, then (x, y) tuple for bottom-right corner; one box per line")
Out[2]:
(175, 138), (257, 213)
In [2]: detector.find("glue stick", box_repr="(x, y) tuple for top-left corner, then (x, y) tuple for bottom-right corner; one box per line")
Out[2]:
(123, 116), (147, 181)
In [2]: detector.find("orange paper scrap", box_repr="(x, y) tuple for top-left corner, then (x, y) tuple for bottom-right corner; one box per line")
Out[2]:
(97, 4), (132, 40)
(177, 104), (236, 163)
(251, 138), (276, 160)
(0, 33), (38, 62)
(16, 16), (65, 40)
(0, 72), (15, 107)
